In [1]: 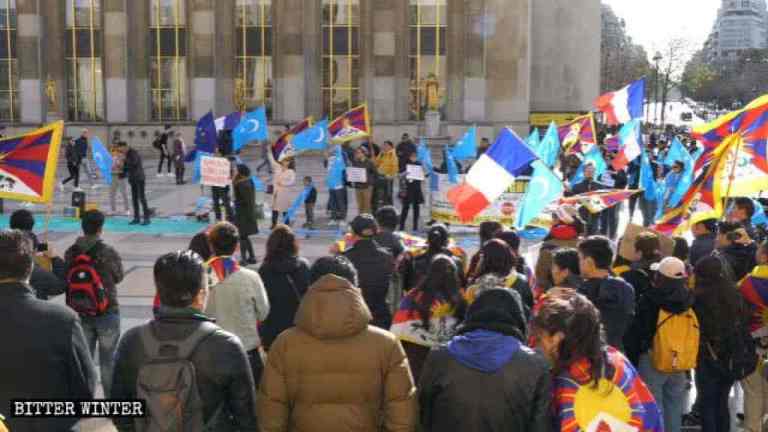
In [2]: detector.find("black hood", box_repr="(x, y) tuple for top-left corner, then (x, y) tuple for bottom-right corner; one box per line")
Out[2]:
(261, 256), (304, 274)
(646, 277), (694, 314)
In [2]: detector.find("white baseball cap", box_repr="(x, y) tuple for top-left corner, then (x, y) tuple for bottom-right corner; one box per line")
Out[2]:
(651, 257), (687, 279)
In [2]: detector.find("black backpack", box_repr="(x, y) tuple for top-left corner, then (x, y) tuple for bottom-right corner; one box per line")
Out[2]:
(134, 322), (218, 432)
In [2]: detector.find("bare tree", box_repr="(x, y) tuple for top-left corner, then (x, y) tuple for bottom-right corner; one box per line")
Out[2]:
(656, 38), (693, 126)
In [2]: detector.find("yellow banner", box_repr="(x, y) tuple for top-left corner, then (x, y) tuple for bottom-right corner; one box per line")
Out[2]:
(529, 112), (589, 128)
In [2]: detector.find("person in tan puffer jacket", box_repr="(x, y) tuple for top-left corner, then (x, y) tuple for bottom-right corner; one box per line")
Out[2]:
(257, 256), (417, 432)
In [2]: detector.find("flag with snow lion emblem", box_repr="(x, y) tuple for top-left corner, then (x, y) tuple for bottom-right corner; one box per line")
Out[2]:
(0, 121), (64, 203)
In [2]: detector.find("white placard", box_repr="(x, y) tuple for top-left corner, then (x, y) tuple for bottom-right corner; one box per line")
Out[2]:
(346, 167), (367, 183)
(406, 164), (425, 181)
(200, 156), (232, 187)
(600, 172), (616, 188)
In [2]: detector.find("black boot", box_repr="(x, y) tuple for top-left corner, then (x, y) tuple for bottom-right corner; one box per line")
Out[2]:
(141, 218), (151, 226)
(129, 219), (140, 225)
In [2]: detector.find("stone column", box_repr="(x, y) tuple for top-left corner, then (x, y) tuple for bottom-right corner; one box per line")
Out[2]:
(126, 0), (149, 122)
(39, 0), (65, 122)
(445, 0), (464, 122)
(16, 0), (42, 123)
(274, 0), (308, 123)
(530, 0), (600, 112)
(484, 0), (530, 132)
(104, 0), (128, 122)
(463, 0), (486, 121)
(190, 0), (215, 120)
(214, 0), (235, 115)
(370, 0), (396, 122)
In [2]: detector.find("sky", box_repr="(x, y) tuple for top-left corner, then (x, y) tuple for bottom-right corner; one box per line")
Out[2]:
(602, 0), (721, 57)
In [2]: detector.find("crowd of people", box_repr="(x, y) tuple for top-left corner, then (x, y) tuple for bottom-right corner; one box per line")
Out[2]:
(1, 186), (767, 432)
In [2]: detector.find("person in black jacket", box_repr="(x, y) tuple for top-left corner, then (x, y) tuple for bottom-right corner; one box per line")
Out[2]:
(577, 236), (636, 351)
(716, 221), (757, 282)
(566, 163), (608, 235)
(61, 137), (82, 190)
(257, 226), (311, 350)
(399, 152), (425, 232)
(419, 288), (551, 432)
(121, 141), (150, 225)
(0, 229), (96, 432)
(343, 214), (395, 329)
(10, 209), (67, 300)
(396, 133), (417, 172)
(690, 218), (718, 267)
(374, 206), (406, 258)
(599, 154), (628, 239)
(303, 176), (317, 229)
(233, 164), (258, 264)
(400, 224), (462, 292)
(154, 126), (172, 176)
(112, 250), (258, 431)
(627, 257), (694, 432)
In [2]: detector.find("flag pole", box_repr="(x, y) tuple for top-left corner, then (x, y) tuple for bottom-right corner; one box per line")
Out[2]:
(43, 202), (52, 245)
(722, 136), (742, 220)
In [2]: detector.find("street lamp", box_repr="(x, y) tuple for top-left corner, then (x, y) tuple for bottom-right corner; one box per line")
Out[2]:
(653, 51), (663, 126)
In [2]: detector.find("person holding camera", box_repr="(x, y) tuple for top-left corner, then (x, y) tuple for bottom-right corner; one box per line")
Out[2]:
(716, 221), (757, 282)
(9, 209), (67, 300)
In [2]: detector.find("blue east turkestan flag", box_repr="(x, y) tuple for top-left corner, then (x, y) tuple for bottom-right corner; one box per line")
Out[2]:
(446, 149), (459, 184)
(515, 160), (564, 229)
(666, 139), (693, 208)
(451, 126), (478, 161)
(569, 145), (607, 186)
(326, 145), (346, 190)
(526, 129), (541, 153)
(233, 106), (268, 152)
(284, 186), (312, 224)
(640, 148), (658, 201)
(538, 121), (561, 168)
(192, 151), (212, 184)
(664, 136), (689, 167)
(292, 119), (329, 153)
(91, 136), (112, 185)
(418, 139), (439, 191)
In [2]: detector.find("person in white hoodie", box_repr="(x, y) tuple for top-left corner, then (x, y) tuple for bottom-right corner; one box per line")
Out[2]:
(204, 221), (270, 385)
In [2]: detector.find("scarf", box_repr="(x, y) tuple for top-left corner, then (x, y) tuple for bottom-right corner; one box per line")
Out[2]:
(206, 256), (240, 287)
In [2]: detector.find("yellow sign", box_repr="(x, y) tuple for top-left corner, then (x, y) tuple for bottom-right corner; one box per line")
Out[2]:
(529, 112), (588, 128)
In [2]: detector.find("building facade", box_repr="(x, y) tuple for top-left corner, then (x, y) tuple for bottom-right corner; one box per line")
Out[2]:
(703, 0), (768, 64)
(1, 0), (599, 145)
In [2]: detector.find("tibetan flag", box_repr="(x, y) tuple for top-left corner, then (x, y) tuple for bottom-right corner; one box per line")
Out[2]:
(451, 126), (478, 161)
(390, 290), (462, 347)
(0, 121), (63, 204)
(594, 78), (646, 126)
(292, 119), (329, 153)
(328, 103), (371, 143)
(91, 136), (112, 185)
(515, 160), (564, 229)
(740, 265), (768, 338)
(274, 117), (312, 160)
(233, 106), (268, 152)
(558, 113), (597, 155)
(613, 119), (642, 170)
(604, 134), (620, 152)
(447, 128), (538, 222)
(692, 94), (768, 197)
(560, 189), (641, 214)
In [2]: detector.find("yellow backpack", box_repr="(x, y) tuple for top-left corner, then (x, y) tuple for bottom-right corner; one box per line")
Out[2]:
(651, 308), (700, 372)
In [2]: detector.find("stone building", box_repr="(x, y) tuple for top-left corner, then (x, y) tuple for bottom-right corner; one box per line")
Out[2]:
(703, 0), (768, 64)
(1, 0), (599, 146)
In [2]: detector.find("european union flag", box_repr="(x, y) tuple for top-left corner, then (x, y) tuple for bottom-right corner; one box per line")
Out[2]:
(326, 145), (346, 190)
(233, 106), (268, 152)
(451, 126), (477, 161)
(91, 136), (112, 185)
(187, 111), (217, 161)
(292, 119), (329, 153)
(515, 160), (564, 229)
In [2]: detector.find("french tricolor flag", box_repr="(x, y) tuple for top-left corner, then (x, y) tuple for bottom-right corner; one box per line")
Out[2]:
(612, 119), (642, 171)
(447, 128), (538, 222)
(595, 78), (645, 126)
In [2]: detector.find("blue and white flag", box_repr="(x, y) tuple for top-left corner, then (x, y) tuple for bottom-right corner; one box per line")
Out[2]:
(539, 122), (561, 168)
(91, 136), (112, 185)
(233, 106), (268, 152)
(451, 126), (477, 161)
(446, 149), (459, 184)
(192, 151), (212, 184)
(292, 119), (329, 153)
(284, 186), (312, 224)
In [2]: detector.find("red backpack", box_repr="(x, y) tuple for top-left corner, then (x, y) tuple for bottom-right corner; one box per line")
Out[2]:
(66, 247), (109, 316)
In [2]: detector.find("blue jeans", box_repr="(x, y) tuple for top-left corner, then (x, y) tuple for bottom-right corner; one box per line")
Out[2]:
(639, 353), (688, 432)
(696, 358), (735, 432)
(81, 312), (121, 397)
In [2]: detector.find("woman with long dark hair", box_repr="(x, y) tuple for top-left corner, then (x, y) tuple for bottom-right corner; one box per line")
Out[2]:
(399, 224), (464, 291)
(532, 289), (663, 432)
(694, 255), (749, 432)
(258, 225), (310, 350)
(467, 239), (533, 317)
(391, 254), (467, 379)
(233, 163), (258, 264)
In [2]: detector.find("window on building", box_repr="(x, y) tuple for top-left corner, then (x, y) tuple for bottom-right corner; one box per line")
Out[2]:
(235, 0), (272, 117)
(409, 0), (447, 121)
(150, 0), (187, 121)
(66, 0), (102, 122)
(0, 0), (16, 122)
(321, 0), (360, 119)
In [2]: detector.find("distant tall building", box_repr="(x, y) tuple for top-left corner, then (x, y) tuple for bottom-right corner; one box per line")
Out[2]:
(703, 0), (768, 63)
